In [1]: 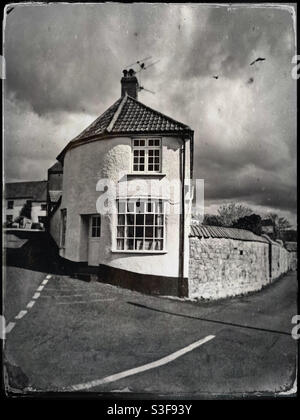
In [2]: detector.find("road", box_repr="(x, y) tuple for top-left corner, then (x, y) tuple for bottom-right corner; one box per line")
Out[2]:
(3, 266), (298, 397)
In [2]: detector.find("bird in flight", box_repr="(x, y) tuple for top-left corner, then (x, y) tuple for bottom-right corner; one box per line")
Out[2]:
(212, 75), (219, 79)
(250, 57), (266, 66)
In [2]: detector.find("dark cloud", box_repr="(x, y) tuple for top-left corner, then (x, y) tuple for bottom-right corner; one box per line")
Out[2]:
(4, 4), (297, 224)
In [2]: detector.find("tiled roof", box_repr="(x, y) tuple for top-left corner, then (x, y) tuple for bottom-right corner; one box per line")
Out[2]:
(58, 94), (192, 160)
(111, 95), (190, 133)
(49, 190), (62, 203)
(285, 241), (297, 252)
(5, 181), (47, 202)
(190, 224), (269, 244)
(71, 97), (123, 142)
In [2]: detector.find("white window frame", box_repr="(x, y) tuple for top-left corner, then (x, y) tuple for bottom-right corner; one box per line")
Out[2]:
(115, 198), (166, 253)
(89, 214), (101, 238)
(131, 138), (162, 174)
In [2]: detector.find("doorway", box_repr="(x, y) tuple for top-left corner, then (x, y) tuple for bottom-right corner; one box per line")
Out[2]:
(88, 214), (101, 266)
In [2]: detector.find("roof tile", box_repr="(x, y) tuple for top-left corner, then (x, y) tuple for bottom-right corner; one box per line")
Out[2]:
(190, 224), (269, 244)
(69, 95), (191, 144)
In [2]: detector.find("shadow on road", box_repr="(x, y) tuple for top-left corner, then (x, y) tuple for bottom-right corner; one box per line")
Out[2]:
(127, 302), (290, 336)
(4, 230), (90, 279)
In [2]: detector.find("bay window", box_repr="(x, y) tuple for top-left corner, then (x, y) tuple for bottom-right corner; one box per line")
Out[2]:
(116, 198), (165, 251)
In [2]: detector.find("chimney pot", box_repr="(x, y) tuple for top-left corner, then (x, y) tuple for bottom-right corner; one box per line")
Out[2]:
(121, 69), (138, 99)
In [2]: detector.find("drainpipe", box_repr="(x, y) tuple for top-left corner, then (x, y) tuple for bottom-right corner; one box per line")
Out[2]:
(178, 138), (186, 297)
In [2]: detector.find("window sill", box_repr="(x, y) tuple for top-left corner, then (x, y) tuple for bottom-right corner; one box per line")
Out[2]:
(111, 249), (167, 254)
(126, 173), (167, 178)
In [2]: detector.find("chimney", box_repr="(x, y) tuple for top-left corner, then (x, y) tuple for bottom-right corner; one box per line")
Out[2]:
(121, 69), (139, 99)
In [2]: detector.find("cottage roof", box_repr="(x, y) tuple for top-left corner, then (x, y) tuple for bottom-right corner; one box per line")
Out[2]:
(57, 94), (192, 161)
(5, 181), (47, 202)
(190, 224), (269, 244)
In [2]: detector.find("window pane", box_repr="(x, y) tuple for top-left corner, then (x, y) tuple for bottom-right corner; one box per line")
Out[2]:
(145, 240), (153, 250)
(145, 227), (154, 238)
(146, 214), (154, 225)
(154, 240), (163, 250)
(135, 239), (144, 250)
(126, 239), (134, 250)
(127, 202), (135, 213)
(155, 227), (163, 238)
(135, 226), (144, 237)
(136, 214), (144, 225)
(133, 164), (138, 171)
(136, 200), (144, 214)
(155, 215), (163, 225)
(154, 140), (160, 146)
(118, 215), (125, 225)
(155, 201), (163, 213)
(127, 214), (134, 225)
(147, 202), (153, 213)
(126, 226), (134, 237)
(117, 227), (124, 237)
(117, 239), (124, 250)
(118, 201), (126, 213)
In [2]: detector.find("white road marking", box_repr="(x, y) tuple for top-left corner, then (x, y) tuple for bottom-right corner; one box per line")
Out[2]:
(6, 322), (16, 334)
(43, 287), (88, 292)
(26, 300), (35, 309)
(57, 298), (115, 305)
(65, 335), (215, 391)
(40, 293), (108, 298)
(5, 274), (51, 337)
(15, 310), (27, 320)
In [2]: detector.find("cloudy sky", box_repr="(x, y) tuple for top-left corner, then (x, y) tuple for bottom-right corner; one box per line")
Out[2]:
(3, 3), (297, 225)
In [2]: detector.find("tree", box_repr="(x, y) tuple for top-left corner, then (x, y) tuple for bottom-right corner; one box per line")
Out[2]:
(20, 200), (32, 220)
(268, 213), (292, 239)
(232, 214), (262, 235)
(217, 203), (253, 227)
(202, 214), (222, 226)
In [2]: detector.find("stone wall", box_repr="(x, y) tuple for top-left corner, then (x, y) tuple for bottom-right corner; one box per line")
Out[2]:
(288, 251), (297, 271)
(189, 236), (292, 300)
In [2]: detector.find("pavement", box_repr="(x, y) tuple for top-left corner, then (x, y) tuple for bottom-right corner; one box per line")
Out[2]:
(3, 266), (298, 398)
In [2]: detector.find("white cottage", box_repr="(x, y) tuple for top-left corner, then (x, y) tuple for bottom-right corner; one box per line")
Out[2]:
(51, 70), (194, 296)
